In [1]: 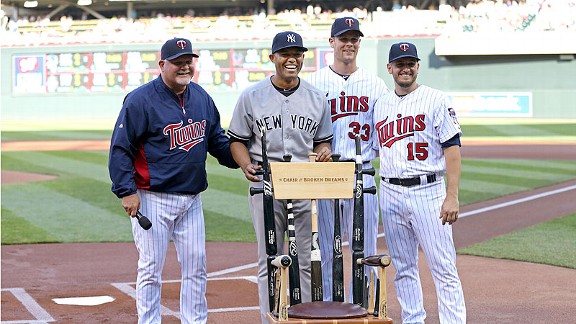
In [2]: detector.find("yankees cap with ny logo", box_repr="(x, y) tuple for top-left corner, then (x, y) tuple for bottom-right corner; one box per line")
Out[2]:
(271, 31), (308, 54)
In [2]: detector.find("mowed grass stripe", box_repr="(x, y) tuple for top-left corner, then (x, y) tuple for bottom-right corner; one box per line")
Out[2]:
(458, 213), (576, 269)
(42, 150), (109, 164)
(205, 157), (246, 180)
(0, 209), (59, 244)
(204, 211), (256, 242)
(463, 165), (568, 181)
(4, 151), (110, 183)
(1, 184), (133, 242)
(459, 190), (500, 205)
(483, 124), (563, 136)
(1, 130), (112, 141)
(461, 123), (576, 137)
(465, 159), (576, 174)
(201, 188), (251, 222)
(464, 172), (556, 188)
(458, 179), (527, 196)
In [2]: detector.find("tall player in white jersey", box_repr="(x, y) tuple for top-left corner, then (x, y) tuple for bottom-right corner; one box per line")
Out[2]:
(374, 42), (466, 323)
(306, 17), (389, 302)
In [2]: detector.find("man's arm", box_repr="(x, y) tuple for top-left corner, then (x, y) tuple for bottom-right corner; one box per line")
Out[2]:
(441, 145), (461, 225)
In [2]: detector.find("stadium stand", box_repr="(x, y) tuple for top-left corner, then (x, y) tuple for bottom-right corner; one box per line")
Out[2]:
(1, 0), (575, 47)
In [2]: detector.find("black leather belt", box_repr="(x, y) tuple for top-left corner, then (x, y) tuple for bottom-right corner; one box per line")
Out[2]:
(382, 174), (437, 187)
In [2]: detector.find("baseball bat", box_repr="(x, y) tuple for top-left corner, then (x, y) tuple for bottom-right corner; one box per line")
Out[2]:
(356, 254), (392, 268)
(356, 254), (392, 319)
(373, 278), (380, 317)
(271, 255), (291, 321)
(331, 154), (345, 302)
(267, 255), (277, 313)
(367, 271), (375, 315)
(136, 211), (152, 230)
(377, 268), (388, 320)
(283, 154), (301, 305)
(308, 153), (323, 302)
(248, 128), (278, 312)
(261, 128), (277, 257)
(351, 134), (365, 306)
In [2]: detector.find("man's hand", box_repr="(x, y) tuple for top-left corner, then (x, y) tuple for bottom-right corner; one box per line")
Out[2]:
(313, 142), (332, 162)
(440, 195), (459, 225)
(242, 163), (263, 182)
(122, 194), (140, 217)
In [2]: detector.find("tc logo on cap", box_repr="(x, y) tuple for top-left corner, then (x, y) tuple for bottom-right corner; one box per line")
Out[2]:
(388, 41), (420, 63)
(176, 40), (187, 50)
(345, 18), (355, 27)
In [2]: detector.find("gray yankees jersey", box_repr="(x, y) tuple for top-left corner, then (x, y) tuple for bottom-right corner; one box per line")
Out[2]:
(228, 77), (333, 162)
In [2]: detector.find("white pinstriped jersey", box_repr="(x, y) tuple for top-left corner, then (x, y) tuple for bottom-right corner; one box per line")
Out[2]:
(374, 85), (462, 178)
(305, 67), (389, 161)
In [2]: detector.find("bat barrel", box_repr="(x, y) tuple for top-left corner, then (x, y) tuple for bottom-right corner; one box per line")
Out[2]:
(272, 255), (292, 268)
(249, 187), (264, 196)
(357, 254), (392, 267)
(363, 186), (377, 195)
(362, 167), (375, 176)
(352, 250), (365, 306)
(266, 255), (277, 312)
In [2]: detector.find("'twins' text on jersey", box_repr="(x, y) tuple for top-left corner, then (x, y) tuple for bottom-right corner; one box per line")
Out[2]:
(374, 85), (462, 178)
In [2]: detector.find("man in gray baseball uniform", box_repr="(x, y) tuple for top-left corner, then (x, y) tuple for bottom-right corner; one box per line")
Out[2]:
(374, 42), (466, 323)
(227, 31), (333, 323)
(306, 17), (389, 302)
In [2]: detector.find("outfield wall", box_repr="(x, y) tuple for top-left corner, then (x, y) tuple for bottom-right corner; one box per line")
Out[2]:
(1, 38), (575, 130)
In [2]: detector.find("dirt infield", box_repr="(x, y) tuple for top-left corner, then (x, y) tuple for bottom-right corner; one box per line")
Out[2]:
(1, 141), (576, 323)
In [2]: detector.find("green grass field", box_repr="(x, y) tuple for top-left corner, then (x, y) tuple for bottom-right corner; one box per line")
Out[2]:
(1, 123), (575, 268)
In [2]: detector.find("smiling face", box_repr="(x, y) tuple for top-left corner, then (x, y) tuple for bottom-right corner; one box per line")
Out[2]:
(269, 48), (305, 88)
(330, 30), (362, 65)
(388, 57), (420, 94)
(159, 54), (195, 93)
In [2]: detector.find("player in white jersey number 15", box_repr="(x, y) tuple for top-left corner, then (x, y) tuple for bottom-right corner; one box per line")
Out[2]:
(373, 42), (466, 324)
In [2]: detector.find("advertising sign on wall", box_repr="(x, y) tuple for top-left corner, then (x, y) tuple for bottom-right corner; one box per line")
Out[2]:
(449, 92), (533, 117)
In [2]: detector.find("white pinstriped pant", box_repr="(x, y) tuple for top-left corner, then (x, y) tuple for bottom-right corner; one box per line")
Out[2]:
(379, 179), (466, 324)
(317, 169), (379, 302)
(133, 189), (207, 324)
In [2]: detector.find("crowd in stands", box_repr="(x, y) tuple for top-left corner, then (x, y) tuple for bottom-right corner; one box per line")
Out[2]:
(1, 0), (575, 47)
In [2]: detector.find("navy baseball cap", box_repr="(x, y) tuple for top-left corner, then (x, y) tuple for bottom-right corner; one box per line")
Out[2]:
(331, 17), (364, 37)
(388, 42), (420, 63)
(161, 38), (199, 60)
(271, 31), (308, 54)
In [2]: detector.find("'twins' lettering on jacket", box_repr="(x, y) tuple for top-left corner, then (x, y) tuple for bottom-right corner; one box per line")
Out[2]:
(109, 76), (237, 198)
